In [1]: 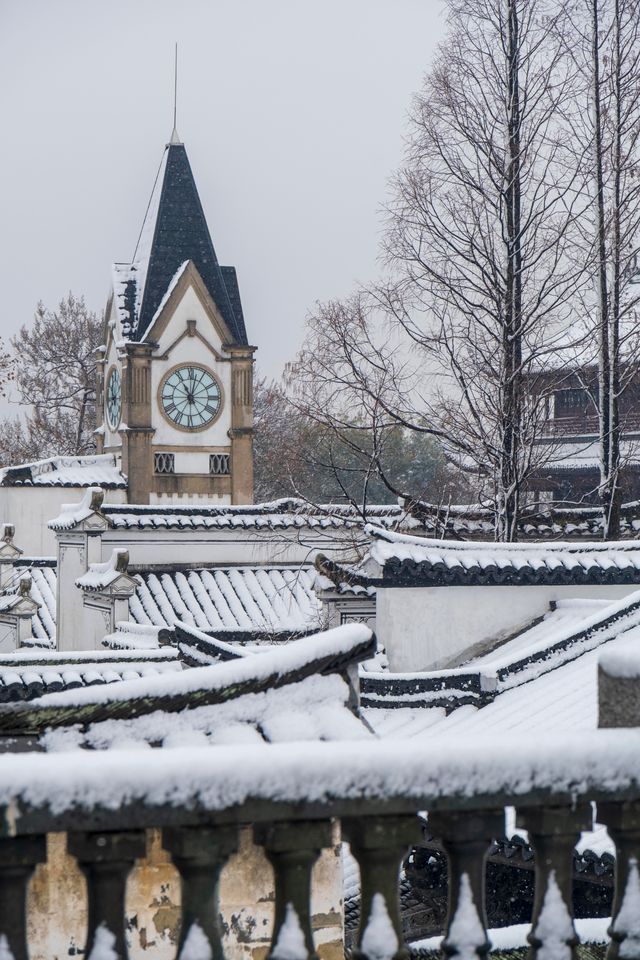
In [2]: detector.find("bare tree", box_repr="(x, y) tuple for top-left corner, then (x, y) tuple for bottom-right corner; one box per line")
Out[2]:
(5, 294), (102, 462)
(382, 0), (592, 540)
(564, 0), (640, 536)
(289, 0), (588, 540)
(256, 372), (467, 508)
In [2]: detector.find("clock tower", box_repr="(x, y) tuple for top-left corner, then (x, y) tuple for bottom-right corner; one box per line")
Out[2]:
(96, 128), (255, 505)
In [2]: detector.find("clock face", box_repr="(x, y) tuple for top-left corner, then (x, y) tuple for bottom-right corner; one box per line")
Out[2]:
(106, 367), (122, 430)
(160, 365), (222, 430)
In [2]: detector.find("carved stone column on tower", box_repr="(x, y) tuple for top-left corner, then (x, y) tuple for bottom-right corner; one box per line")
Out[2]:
(229, 345), (255, 504)
(95, 346), (106, 454)
(121, 342), (156, 505)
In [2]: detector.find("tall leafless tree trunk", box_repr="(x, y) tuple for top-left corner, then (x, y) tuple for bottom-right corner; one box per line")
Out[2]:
(568, 0), (640, 536)
(381, 0), (589, 539)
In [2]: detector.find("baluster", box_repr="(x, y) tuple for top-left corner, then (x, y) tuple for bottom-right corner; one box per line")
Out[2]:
(0, 834), (46, 960)
(254, 819), (333, 960)
(428, 810), (504, 960)
(67, 829), (146, 960)
(163, 824), (238, 960)
(342, 814), (422, 960)
(517, 804), (592, 960)
(598, 801), (640, 960)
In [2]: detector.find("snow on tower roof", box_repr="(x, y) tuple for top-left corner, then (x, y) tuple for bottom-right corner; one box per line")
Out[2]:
(112, 142), (247, 344)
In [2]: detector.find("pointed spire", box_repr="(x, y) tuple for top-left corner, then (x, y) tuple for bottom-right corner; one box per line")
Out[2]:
(169, 125), (182, 146)
(131, 142), (247, 344)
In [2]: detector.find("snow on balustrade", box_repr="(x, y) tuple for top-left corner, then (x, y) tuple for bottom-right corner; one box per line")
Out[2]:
(0, 729), (636, 819)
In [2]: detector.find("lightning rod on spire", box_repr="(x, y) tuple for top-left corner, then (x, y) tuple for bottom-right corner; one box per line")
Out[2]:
(170, 43), (182, 145)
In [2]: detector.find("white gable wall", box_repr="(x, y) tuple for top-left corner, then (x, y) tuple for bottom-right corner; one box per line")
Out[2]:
(0, 487), (127, 556)
(379, 582), (638, 672)
(150, 284), (233, 450)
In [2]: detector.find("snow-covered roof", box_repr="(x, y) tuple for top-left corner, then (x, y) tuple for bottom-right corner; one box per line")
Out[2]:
(101, 498), (402, 531)
(8, 561), (326, 648)
(0, 455), (126, 489)
(130, 565), (324, 636)
(76, 549), (133, 592)
(0, 623), (374, 734)
(0, 648), (180, 704)
(338, 525), (640, 587)
(173, 620), (255, 666)
(365, 590), (640, 739)
(535, 435), (640, 473)
(401, 496), (640, 541)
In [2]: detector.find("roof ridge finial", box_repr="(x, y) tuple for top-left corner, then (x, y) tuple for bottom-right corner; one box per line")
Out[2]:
(170, 42), (182, 145)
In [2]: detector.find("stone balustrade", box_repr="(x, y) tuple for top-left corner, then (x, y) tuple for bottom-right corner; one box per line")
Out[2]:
(0, 733), (639, 959)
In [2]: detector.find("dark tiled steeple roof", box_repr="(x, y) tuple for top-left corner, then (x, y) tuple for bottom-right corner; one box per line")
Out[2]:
(124, 142), (247, 344)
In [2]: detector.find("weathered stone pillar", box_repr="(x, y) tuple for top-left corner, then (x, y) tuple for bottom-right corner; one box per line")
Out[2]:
(255, 819), (333, 960)
(343, 814), (422, 960)
(163, 824), (238, 960)
(76, 548), (138, 649)
(598, 801), (640, 960)
(517, 805), (592, 960)
(0, 834), (46, 960)
(599, 648), (640, 727)
(429, 809), (504, 960)
(68, 829), (146, 959)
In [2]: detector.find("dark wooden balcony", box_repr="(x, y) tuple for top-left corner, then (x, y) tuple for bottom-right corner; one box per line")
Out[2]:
(541, 413), (640, 438)
(0, 734), (639, 959)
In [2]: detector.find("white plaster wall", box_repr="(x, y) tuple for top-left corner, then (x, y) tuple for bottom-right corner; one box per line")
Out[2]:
(100, 526), (365, 568)
(0, 620), (16, 652)
(150, 286), (233, 447)
(172, 451), (212, 473)
(150, 491), (228, 504)
(57, 539), (87, 652)
(379, 583), (638, 673)
(0, 487), (127, 557)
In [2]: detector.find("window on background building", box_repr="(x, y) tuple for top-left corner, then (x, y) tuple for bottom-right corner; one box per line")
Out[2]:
(154, 453), (175, 475)
(554, 388), (591, 419)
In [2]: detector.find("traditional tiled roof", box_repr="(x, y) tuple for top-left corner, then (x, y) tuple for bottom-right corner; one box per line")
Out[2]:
(101, 498), (402, 531)
(361, 592), (640, 710)
(0, 455), (126, 489)
(401, 498), (640, 541)
(0, 648), (180, 704)
(8, 561), (325, 649)
(173, 620), (251, 666)
(116, 142), (247, 344)
(3, 560), (57, 647)
(0, 623), (375, 734)
(337, 525), (640, 588)
(130, 565), (323, 638)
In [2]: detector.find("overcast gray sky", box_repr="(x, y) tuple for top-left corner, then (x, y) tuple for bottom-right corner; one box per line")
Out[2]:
(0, 0), (445, 381)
